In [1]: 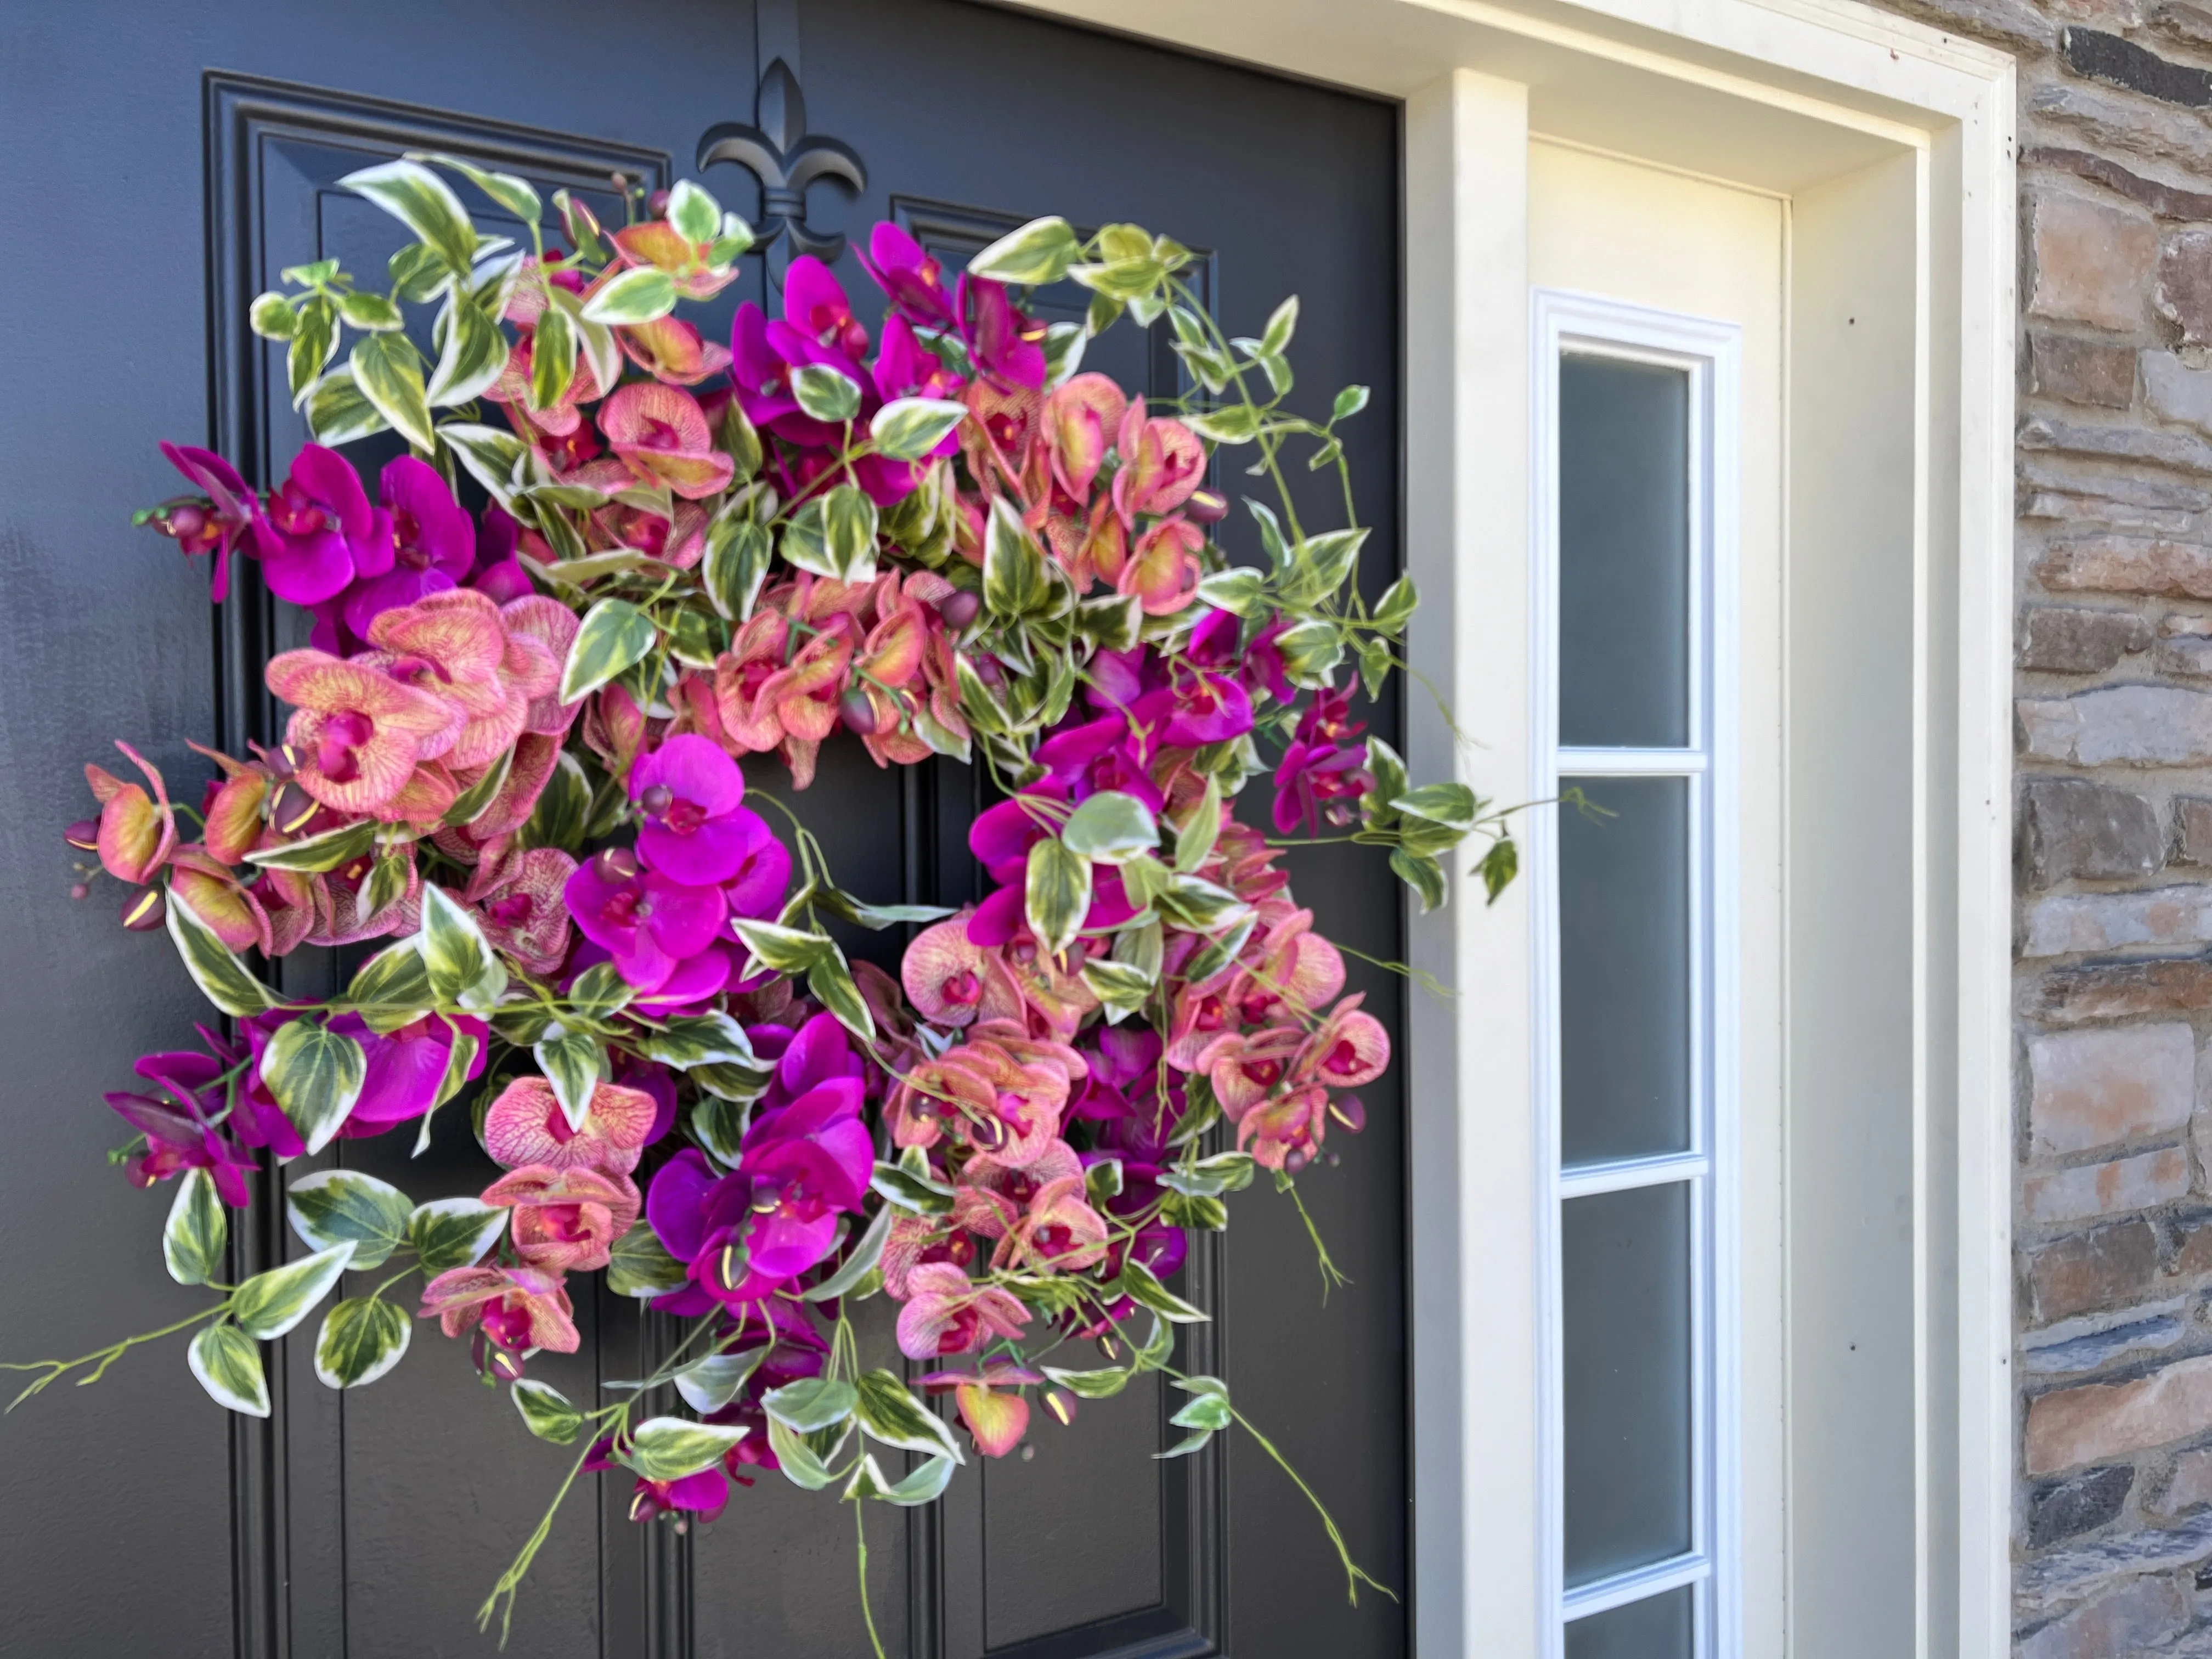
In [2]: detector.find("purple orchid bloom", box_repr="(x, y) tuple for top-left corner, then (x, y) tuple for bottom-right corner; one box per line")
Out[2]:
(957, 273), (1046, 390)
(156, 442), (262, 602)
(1130, 669), (1255, 753)
(1271, 739), (1375, 835)
(730, 303), (806, 433)
(749, 1011), (864, 1116)
(857, 221), (957, 329)
(249, 443), (373, 606)
(106, 1046), (258, 1207)
(1241, 614), (1297, 704)
(782, 255), (871, 363)
(589, 1425), (731, 1525)
(872, 312), (964, 405)
(1034, 713), (1165, 813)
(563, 848), (728, 992)
(629, 736), (768, 887)
(330, 1012), (489, 1134)
(968, 795), (1056, 885)
(337, 456), (474, 639)
(469, 504), (535, 603)
(721, 814), (792, 923)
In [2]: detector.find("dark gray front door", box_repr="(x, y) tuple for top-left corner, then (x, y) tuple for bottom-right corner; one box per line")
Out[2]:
(0, 3), (1406, 1653)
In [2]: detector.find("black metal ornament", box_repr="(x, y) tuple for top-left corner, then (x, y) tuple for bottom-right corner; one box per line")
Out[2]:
(696, 57), (865, 301)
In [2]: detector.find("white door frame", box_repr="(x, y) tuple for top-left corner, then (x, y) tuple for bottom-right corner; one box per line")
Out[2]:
(1000, 3), (2017, 1654)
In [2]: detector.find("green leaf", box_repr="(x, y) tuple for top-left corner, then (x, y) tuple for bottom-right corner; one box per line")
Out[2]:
(1082, 957), (1153, 1015)
(727, 916), (829, 978)
(313, 1296), (410, 1389)
(262, 1020), (368, 1156)
(250, 291), (298, 339)
(607, 1221), (687, 1298)
(341, 159), (478, 273)
(854, 1369), (964, 1463)
(791, 362), (862, 424)
(1390, 847), (1447, 913)
(818, 482), (879, 584)
(350, 332), (436, 452)
(1260, 295), (1299, 356)
(1042, 320), (1087, 388)
(763, 1376), (859, 1434)
(1059, 791), (1158, 865)
(1160, 1150), (1257, 1198)
(423, 152), (541, 222)
(1273, 618), (1345, 686)
(802, 1204), (895, 1302)
(164, 886), (274, 1017)
(1479, 836), (1519, 905)
(1186, 404), (1262, 445)
(232, 1243), (354, 1341)
(1156, 1429), (1215, 1460)
(1357, 636), (1392, 701)
(1074, 592), (1142, 653)
(968, 215), (1081, 285)
(673, 1346), (769, 1414)
(189, 1323), (269, 1418)
(244, 817), (378, 872)
(389, 240), (452, 304)
(560, 597), (658, 703)
(777, 495), (838, 580)
(511, 1377), (585, 1444)
(767, 1416), (840, 1490)
(1024, 836), (1091, 957)
(337, 289), (405, 331)
(1194, 568), (1266, 616)
(1279, 528), (1368, 608)
(1041, 1362), (1132, 1401)
(305, 366), (389, 445)
(983, 497), (1052, 619)
(407, 1197), (506, 1272)
(286, 1168), (410, 1269)
(635, 1011), (759, 1072)
(1331, 383), (1371, 422)
(163, 1167), (227, 1287)
(703, 515), (773, 621)
(808, 946), (877, 1046)
(1154, 873), (1249, 935)
(870, 396), (967, 461)
(437, 421), (529, 509)
(415, 1026), (480, 1155)
(1394, 781), (1479, 831)
(871, 1160), (955, 1216)
(529, 298), (577, 411)
(345, 941), (435, 1034)
(1116, 1257), (1208, 1324)
(440, 745), (515, 830)
(874, 1454), (956, 1506)
(534, 1029), (605, 1133)
(579, 266), (678, 325)
(623, 1416), (749, 1481)
(417, 882), (508, 1011)
(810, 888), (957, 931)
(1177, 911), (1255, 989)
(666, 178), (722, 244)
(1363, 737), (1407, 824)
(425, 294), (508, 407)
(1370, 574), (1418, 635)
(1174, 778), (1223, 873)
(565, 960), (634, 1022)
(289, 295), (338, 408)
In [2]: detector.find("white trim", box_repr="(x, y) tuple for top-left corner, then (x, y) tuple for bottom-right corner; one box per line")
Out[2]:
(1531, 292), (1743, 1658)
(988, 5), (2015, 1652)
(1564, 1551), (1716, 1622)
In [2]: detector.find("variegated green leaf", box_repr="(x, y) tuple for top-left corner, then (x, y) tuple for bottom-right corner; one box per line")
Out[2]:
(165, 887), (274, 1017)
(790, 363), (861, 424)
(407, 1197), (506, 1272)
(351, 332), (436, 452)
(559, 597), (657, 703)
(313, 1296), (411, 1389)
(578, 266), (678, 325)
(286, 1169), (410, 1269)
(418, 883), (506, 1011)
(623, 1417), (749, 1481)
(425, 293), (508, 407)
(163, 1167), (227, 1287)
(511, 1377), (585, 1443)
(968, 216), (1080, 285)
(854, 1369), (963, 1464)
(533, 1029), (604, 1134)
(1024, 836), (1090, 957)
(244, 817), (378, 872)
(262, 1020), (367, 1157)
(869, 397), (967, 461)
(673, 1346), (769, 1414)
(231, 1243), (354, 1341)
(189, 1323), (269, 1417)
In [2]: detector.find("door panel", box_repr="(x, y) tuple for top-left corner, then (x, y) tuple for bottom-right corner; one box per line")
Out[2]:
(0, 4), (1404, 1654)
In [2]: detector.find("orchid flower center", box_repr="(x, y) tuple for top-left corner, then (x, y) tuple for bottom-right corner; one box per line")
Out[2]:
(488, 893), (534, 928)
(392, 507), (431, 569)
(637, 415), (685, 452)
(940, 969), (982, 1006)
(1240, 1057), (1284, 1090)
(271, 478), (331, 537)
(314, 709), (376, 783)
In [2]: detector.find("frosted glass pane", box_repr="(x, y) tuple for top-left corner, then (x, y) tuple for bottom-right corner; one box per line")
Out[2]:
(1559, 776), (1691, 1166)
(1558, 354), (1690, 748)
(1564, 1181), (1694, 1587)
(1566, 1587), (1694, 1659)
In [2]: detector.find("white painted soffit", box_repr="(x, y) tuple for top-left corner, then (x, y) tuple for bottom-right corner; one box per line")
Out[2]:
(1001, 0), (2011, 192)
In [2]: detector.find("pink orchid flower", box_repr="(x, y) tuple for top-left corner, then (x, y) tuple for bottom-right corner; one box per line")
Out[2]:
(599, 382), (734, 501)
(481, 1163), (642, 1272)
(894, 1261), (1031, 1361)
(419, 1263), (580, 1355)
(471, 845), (577, 975)
(482, 1076), (659, 1176)
(84, 741), (177, 885)
(263, 648), (462, 820)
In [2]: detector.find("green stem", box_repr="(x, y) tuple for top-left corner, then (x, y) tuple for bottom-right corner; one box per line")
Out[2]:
(477, 1431), (596, 1646)
(1283, 1182), (1351, 1303)
(2, 1301), (231, 1411)
(854, 1494), (888, 1659)
(1225, 1401), (1395, 1606)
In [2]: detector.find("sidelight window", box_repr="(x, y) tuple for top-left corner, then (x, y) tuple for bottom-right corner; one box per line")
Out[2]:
(1532, 294), (1741, 1659)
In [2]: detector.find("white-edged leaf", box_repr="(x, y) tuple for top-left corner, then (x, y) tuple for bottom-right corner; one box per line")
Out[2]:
(408, 1197), (506, 1272)
(1116, 1257), (1209, 1324)
(189, 1323), (269, 1417)
(579, 266), (678, 325)
(802, 1203), (895, 1302)
(1024, 836), (1091, 957)
(767, 1415), (840, 1490)
(667, 178), (721, 244)
(313, 1296), (411, 1389)
(165, 887), (275, 1017)
(306, 366), (390, 444)
(762, 1375), (857, 1434)
(418, 883), (506, 1010)
(869, 397), (967, 461)
(243, 816), (377, 872)
(534, 1029), (604, 1133)
(673, 1346), (769, 1414)
(423, 152), (542, 222)
(425, 294), (508, 407)
(1059, 791), (1158, 865)
(622, 1416), (749, 1481)
(231, 1243), (355, 1341)
(163, 1167), (227, 1286)
(607, 1221), (687, 1299)
(790, 362), (862, 424)
(340, 159), (478, 272)
(350, 332), (436, 452)
(854, 1369), (964, 1464)
(261, 1020), (368, 1156)
(559, 597), (657, 703)
(437, 421), (529, 509)
(968, 216), (1080, 285)
(702, 514), (773, 621)
(876, 1454), (957, 1506)
(511, 1378), (586, 1443)
(286, 1169), (411, 1269)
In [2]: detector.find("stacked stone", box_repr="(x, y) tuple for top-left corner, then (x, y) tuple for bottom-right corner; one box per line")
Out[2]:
(1874, 0), (2212, 1648)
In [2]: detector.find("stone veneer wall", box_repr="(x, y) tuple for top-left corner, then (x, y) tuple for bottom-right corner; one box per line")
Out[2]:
(1872, 0), (2212, 1649)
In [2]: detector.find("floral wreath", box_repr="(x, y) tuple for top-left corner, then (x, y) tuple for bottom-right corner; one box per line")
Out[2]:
(10, 157), (1514, 1643)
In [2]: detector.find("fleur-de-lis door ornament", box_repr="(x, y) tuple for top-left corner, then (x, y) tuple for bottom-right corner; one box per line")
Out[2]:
(696, 52), (866, 306)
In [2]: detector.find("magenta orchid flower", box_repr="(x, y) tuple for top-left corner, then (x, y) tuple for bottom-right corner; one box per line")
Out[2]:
(629, 736), (766, 885)
(857, 221), (956, 329)
(563, 847), (727, 991)
(105, 1046), (258, 1206)
(419, 1263), (580, 1356)
(315, 1012), (489, 1136)
(340, 456), (475, 639)
(251, 443), (375, 605)
(155, 442), (261, 601)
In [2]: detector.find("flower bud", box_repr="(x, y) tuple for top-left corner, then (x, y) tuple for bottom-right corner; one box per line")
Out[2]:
(270, 782), (320, 836)
(596, 846), (641, 882)
(639, 784), (673, 817)
(63, 819), (99, 851)
(939, 590), (981, 630)
(1043, 1387), (1079, 1427)
(1185, 487), (1230, 523)
(838, 688), (880, 736)
(120, 887), (166, 931)
(163, 503), (209, 541)
(1327, 1093), (1368, 1134)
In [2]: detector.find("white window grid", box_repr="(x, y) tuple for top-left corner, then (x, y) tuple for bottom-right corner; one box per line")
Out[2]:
(1529, 289), (1742, 1659)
